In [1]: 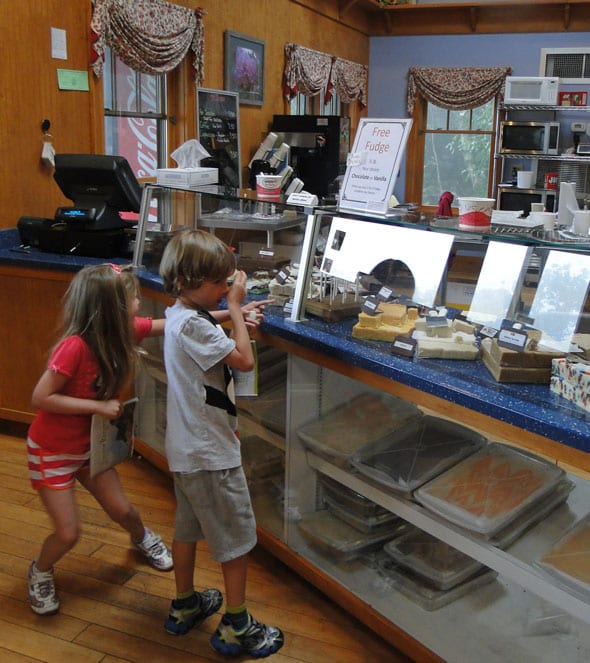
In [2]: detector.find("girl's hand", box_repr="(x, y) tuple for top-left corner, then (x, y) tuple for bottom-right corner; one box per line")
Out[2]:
(98, 399), (122, 420)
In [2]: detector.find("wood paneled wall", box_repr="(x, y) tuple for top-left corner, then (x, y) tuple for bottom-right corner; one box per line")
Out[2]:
(0, 0), (369, 230)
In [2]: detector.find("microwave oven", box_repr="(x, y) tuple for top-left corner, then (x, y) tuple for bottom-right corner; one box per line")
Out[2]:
(499, 121), (560, 155)
(504, 76), (559, 105)
(497, 186), (556, 215)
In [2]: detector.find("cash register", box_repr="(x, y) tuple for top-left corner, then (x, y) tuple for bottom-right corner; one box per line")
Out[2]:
(18, 153), (141, 258)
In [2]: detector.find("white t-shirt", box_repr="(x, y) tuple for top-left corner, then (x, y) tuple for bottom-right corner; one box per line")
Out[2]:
(163, 301), (240, 472)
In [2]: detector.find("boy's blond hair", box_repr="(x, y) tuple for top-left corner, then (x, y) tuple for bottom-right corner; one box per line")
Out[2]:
(159, 229), (236, 296)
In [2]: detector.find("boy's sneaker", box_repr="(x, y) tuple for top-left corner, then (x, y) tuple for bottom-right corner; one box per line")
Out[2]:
(28, 561), (60, 615)
(211, 614), (284, 658)
(165, 588), (223, 635)
(133, 528), (173, 571)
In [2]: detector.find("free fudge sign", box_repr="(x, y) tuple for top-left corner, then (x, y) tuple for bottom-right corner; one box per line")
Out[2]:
(339, 118), (412, 217)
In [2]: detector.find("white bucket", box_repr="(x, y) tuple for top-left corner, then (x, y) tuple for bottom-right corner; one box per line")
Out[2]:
(256, 174), (282, 200)
(457, 197), (495, 230)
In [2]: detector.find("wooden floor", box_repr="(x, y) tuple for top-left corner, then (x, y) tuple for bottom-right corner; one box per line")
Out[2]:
(0, 422), (412, 663)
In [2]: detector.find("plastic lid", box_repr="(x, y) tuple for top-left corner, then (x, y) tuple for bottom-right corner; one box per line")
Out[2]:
(349, 415), (486, 495)
(298, 392), (421, 466)
(383, 526), (485, 590)
(414, 443), (565, 536)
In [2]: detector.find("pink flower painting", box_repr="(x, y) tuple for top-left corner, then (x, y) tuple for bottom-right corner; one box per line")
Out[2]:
(234, 46), (260, 94)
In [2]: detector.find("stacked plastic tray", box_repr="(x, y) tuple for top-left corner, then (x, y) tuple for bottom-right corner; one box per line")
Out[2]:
(319, 474), (401, 533)
(349, 415), (486, 497)
(414, 443), (566, 537)
(297, 392), (421, 467)
(298, 474), (409, 562)
(536, 513), (590, 599)
(375, 533), (498, 611)
(297, 509), (408, 563)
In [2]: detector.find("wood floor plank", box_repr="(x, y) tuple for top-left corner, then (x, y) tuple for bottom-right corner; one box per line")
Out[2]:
(0, 429), (412, 663)
(0, 594), (88, 643)
(0, 646), (40, 662)
(0, 620), (104, 662)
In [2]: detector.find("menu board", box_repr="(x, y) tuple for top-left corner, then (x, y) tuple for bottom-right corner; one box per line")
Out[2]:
(197, 88), (241, 187)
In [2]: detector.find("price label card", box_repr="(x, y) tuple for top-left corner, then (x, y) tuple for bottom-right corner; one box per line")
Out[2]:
(258, 246), (275, 258)
(283, 298), (294, 314)
(479, 325), (499, 340)
(497, 326), (528, 352)
(391, 335), (416, 358)
(275, 266), (290, 284)
(361, 296), (381, 315)
(377, 285), (393, 301)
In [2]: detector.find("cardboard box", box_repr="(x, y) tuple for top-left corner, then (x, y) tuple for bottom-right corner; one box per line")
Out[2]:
(156, 167), (218, 187)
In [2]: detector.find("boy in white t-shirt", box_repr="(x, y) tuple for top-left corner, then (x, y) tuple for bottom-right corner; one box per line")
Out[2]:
(159, 229), (284, 658)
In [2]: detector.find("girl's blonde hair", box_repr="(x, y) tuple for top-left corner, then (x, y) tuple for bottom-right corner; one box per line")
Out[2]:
(60, 264), (135, 399)
(159, 228), (236, 296)
(119, 264), (141, 301)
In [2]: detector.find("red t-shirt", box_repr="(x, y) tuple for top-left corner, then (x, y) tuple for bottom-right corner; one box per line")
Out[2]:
(28, 317), (153, 455)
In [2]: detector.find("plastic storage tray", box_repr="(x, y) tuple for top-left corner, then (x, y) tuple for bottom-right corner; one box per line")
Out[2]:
(318, 473), (392, 519)
(324, 495), (401, 533)
(374, 552), (498, 611)
(349, 415), (486, 496)
(536, 513), (590, 598)
(297, 392), (421, 467)
(480, 477), (574, 548)
(297, 510), (407, 562)
(238, 381), (286, 436)
(241, 435), (284, 485)
(414, 443), (565, 536)
(382, 526), (486, 590)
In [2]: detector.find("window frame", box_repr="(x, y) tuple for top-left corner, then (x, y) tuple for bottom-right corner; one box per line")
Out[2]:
(102, 48), (168, 175)
(405, 95), (497, 211)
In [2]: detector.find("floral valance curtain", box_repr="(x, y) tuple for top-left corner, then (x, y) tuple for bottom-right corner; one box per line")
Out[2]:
(90, 0), (206, 83)
(407, 66), (512, 115)
(284, 43), (368, 108)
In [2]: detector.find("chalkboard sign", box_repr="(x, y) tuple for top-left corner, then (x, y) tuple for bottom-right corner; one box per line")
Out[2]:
(197, 88), (242, 188)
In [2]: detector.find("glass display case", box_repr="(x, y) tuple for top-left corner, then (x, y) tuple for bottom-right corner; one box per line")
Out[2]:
(130, 183), (313, 274)
(133, 191), (590, 661)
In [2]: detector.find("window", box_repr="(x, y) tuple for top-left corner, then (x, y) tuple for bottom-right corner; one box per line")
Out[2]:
(289, 89), (345, 116)
(103, 48), (167, 179)
(406, 97), (496, 208)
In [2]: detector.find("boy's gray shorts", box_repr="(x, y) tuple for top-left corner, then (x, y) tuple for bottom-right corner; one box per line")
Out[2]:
(173, 466), (257, 563)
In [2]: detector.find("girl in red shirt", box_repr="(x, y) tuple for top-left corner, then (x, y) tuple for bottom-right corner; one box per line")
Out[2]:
(27, 264), (172, 616)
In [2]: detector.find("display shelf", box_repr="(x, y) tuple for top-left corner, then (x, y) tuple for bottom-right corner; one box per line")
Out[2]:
(131, 183), (319, 269)
(306, 453), (590, 624)
(285, 534), (590, 662)
(236, 412), (285, 452)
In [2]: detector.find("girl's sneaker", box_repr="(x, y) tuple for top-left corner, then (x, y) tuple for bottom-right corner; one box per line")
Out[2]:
(165, 588), (223, 635)
(133, 528), (173, 571)
(210, 614), (284, 658)
(28, 561), (60, 615)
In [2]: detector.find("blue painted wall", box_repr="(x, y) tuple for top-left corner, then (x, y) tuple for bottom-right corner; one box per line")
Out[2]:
(369, 32), (590, 201)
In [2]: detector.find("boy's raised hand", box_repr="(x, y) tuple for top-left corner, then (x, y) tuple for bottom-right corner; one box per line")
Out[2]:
(227, 270), (248, 306)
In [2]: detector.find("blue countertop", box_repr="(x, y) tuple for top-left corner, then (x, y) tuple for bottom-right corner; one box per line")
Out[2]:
(1, 227), (589, 453)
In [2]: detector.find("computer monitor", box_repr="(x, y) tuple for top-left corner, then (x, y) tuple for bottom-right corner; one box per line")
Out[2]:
(53, 153), (142, 230)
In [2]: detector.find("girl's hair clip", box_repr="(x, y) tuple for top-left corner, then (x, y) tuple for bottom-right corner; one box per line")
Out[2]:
(108, 263), (122, 274)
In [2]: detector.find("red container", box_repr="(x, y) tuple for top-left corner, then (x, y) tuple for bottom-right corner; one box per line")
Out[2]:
(545, 172), (558, 190)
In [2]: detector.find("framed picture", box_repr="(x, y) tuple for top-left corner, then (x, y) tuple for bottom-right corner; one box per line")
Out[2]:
(224, 31), (265, 106)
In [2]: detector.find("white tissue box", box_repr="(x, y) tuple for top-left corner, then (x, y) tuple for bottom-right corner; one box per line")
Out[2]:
(156, 167), (218, 187)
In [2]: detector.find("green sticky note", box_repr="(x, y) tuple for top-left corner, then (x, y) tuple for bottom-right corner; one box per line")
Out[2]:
(57, 69), (89, 91)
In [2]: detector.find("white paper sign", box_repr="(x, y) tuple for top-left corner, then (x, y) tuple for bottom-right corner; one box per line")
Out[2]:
(338, 118), (412, 217)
